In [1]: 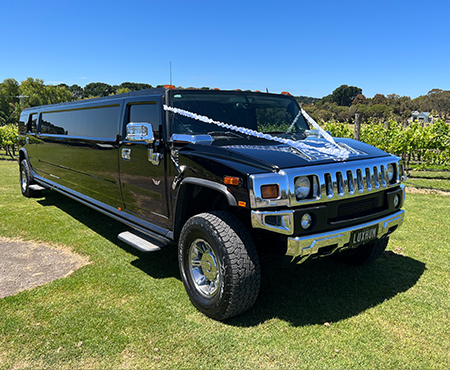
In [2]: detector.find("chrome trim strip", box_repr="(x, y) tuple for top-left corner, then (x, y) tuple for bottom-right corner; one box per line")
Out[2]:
(249, 170), (289, 208)
(286, 210), (405, 264)
(251, 210), (295, 235)
(37, 133), (116, 142)
(170, 134), (213, 145)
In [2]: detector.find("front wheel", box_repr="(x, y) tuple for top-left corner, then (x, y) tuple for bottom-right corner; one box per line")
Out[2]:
(178, 211), (260, 320)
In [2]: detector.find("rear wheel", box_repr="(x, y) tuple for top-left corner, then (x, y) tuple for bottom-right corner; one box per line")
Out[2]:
(19, 159), (41, 198)
(178, 211), (260, 320)
(334, 236), (389, 265)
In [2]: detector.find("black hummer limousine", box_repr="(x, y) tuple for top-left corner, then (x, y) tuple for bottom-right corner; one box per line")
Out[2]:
(18, 87), (405, 320)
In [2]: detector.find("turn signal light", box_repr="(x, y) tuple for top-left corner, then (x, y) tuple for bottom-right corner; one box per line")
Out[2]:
(224, 176), (241, 186)
(261, 184), (280, 199)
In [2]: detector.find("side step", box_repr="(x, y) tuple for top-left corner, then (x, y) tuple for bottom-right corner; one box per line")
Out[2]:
(29, 184), (47, 191)
(118, 231), (168, 252)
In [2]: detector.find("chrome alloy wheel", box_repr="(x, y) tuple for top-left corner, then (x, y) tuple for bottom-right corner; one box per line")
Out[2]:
(20, 165), (27, 193)
(188, 238), (221, 297)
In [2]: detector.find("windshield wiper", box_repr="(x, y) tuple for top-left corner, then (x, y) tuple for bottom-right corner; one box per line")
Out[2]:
(207, 131), (243, 139)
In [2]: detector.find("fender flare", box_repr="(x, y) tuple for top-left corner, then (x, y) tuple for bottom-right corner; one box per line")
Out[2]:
(172, 177), (238, 241)
(179, 177), (237, 207)
(19, 148), (29, 163)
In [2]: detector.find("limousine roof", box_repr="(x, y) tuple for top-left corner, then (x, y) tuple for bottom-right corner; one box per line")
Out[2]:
(21, 87), (293, 114)
(22, 88), (168, 112)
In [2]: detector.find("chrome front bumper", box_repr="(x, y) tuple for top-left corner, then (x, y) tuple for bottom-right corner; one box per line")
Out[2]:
(285, 210), (405, 264)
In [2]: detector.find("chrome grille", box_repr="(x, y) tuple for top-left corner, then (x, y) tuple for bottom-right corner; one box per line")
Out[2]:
(250, 156), (405, 209)
(337, 198), (376, 218)
(322, 164), (389, 200)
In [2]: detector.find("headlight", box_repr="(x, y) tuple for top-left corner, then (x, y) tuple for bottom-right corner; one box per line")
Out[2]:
(295, 176), (311, 200)
(387, 163), (395, 183)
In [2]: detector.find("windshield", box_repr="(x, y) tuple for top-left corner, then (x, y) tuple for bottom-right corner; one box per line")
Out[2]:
(169, 90), (309, 136)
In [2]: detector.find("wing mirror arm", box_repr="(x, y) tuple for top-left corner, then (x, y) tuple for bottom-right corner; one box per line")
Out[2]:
(126, 122), (155, 144)
(125, 122), (162, 165)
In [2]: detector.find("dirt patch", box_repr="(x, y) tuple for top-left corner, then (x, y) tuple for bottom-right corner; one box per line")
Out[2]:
(405, 186), (450, 196)
(0, 237), (89, 299)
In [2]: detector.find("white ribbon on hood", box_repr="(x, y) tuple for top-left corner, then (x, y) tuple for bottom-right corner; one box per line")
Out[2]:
(164, 105), (350, 161)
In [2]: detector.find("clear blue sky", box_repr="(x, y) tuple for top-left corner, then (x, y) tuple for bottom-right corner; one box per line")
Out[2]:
(1, 0), (449, 99)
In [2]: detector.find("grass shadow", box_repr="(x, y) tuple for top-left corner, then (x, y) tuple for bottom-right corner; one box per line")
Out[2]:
(37, 189), (425, 327)
(227, 253), (425, 327)
(36, 190), (180, 280)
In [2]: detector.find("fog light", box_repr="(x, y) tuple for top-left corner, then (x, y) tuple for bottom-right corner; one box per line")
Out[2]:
(301, 213), (312, 229)
(393, 194), (400, 208)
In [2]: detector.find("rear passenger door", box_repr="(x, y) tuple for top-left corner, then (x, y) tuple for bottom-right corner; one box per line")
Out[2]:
(119, 97), (170, 230)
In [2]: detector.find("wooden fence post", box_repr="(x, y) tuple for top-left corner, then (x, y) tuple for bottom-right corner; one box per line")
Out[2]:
(354, 112), (362, 141)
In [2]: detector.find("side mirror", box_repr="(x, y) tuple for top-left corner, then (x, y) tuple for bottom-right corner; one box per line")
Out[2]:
(126, 123), (154, 144)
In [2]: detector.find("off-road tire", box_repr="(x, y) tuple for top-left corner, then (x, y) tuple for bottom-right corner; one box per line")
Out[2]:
(178, 211), (260, 320)
(19, 159), (41, 198)
(334, 236), (389, 266)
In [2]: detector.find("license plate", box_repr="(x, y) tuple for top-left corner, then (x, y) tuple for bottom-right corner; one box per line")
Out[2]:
(349, 225), (378, 247)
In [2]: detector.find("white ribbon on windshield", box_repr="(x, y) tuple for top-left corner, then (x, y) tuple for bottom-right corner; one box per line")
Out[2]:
(164, 105), (350, 161)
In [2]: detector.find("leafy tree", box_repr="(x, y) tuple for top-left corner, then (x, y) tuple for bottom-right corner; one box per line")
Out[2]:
(368, 104), (392, 119)
(330, 85), (362, 106)
(69, 84), (83, 100)
(16, 78), (72, 121)
(119, 82), (153, 91)
(296, 96), (321, 105)
(0, 124), (20, 158)
(115, 87), (131, 95)
(426, 88), (450, 119)
(352, 94), (367, 105)
(322, 121), (353, 138)
(83, 82), (114, 98)
(371, 94), (388, 106)
(0, 78), (20, 125)
(386, 94), (412, 122)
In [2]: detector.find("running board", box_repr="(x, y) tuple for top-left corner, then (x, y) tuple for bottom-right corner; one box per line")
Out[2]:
(29, 184), (47, 191)
(118, 231), (168, 252)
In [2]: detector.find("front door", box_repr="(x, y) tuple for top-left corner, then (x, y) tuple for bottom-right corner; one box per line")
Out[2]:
(119, 97), (170, 229)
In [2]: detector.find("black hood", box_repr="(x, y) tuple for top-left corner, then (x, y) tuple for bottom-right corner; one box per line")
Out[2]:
(178, 136), (391, 173)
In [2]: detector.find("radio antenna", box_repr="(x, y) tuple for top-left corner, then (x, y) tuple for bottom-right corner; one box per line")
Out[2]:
(170, 61), (172, 86)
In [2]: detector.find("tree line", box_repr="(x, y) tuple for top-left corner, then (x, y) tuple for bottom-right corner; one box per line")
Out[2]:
(2, 77), (449, 126)
(0, 78), (160, 125)
(300, 84), (450, 124)
(1, 77), (450, 163)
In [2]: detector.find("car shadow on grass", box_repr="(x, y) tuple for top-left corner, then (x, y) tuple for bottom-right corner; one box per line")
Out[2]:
(227, 254), (425, 327)
(38, 190), (425, 327)
(36, 190), (180, 277)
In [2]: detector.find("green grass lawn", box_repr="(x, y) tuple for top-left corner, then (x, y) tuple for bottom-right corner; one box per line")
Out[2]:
(1, 158), (450, 369)
(405, 169), (450, 191)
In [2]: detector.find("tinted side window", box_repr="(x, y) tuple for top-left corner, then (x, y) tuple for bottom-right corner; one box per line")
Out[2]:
(128, 103), (158, 130)
(40, 105), (120, 138)
(27, 113), (38, 133)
